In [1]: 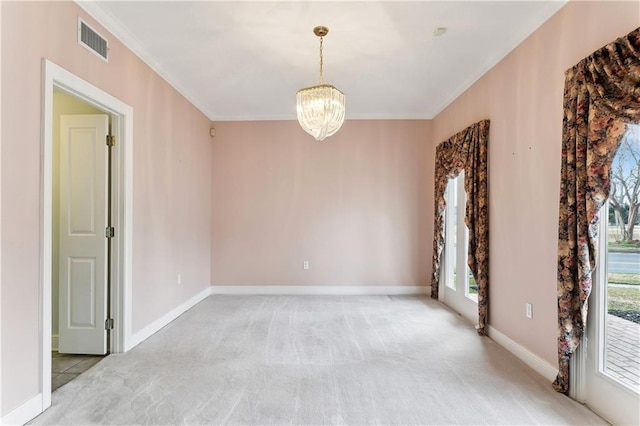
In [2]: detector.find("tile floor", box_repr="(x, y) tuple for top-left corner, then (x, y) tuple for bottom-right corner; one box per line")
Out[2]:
(51, 352), (105, 391)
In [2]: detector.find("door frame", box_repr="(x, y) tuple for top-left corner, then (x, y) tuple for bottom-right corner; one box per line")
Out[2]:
(439, 172), (478, 325)
(40, 59), (133, 410)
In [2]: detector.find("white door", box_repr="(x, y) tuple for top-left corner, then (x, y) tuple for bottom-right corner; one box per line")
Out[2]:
(582, 201), (640, 425)
(58, 114), (109, 355)
(581, 125), (640, 424)
(441, 172), (478, 323)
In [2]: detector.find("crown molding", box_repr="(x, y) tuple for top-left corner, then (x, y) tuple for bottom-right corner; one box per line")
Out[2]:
(75, 0), (567, 123)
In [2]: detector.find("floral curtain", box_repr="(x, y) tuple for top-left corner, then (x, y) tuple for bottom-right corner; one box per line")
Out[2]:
(431, 120), (490, 335)
(554, 27), (640, 393)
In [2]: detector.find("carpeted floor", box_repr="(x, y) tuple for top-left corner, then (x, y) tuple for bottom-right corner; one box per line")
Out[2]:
(30, 295), (606, 425)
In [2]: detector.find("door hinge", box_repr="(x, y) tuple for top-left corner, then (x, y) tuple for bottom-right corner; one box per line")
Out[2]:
(105, 226), (115, 238)
(105, 318), (114, 330)
(106, 135), (116, 147)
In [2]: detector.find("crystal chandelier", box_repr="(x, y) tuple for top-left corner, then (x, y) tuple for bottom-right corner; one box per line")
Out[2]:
(296, 26), (345, 141)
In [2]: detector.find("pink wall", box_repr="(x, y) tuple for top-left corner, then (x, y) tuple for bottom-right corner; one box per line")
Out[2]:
(431, 0), (640, 366)
(1, 1), (212, 415)
(211, 120), (433, 287)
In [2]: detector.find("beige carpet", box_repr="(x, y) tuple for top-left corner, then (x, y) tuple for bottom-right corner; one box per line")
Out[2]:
(31, 295), (605, 425)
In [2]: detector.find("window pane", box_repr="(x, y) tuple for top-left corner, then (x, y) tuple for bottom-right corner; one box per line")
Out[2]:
(452, 179), (457, 287)
(466, 267), (478, 301)
(464, 221), (477, 302)
(604, 124), (640, 390)
(445, 178), (457, 290)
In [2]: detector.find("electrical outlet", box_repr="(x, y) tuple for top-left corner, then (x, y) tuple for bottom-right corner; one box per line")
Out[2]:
(178, 273), (182, 285)
(303, 261), (309, 270)
(526, 303), (533, 319)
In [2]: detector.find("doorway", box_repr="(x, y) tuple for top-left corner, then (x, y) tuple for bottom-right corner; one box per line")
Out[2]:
(52, 92), (111, 390)
(41, 59), (133, 411)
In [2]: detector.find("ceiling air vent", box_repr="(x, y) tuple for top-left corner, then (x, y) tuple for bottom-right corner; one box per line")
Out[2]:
(78, 18), (108, 62)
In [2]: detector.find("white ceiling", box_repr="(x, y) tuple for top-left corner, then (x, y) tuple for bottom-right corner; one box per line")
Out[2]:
(77, 1), (567, 121)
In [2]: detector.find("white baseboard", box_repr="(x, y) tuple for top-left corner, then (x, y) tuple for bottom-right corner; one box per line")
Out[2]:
(129, 287), (212, 349)
(487, 325), (558, 382)
(51, 334), (59, 352)
(1, 393), (43, 426)
(210, 285), (429, 296)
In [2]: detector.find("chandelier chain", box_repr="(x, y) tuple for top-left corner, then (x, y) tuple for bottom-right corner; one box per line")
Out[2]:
(319, 36), (324, 85)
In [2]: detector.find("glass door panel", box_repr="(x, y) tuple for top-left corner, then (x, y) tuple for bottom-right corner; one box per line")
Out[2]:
(464, 224), (477, 302)
(444, 177), (457, 290)
(582, 125), (639, 425)
(604, 125), (640, 390)
(442, 172), (477, 323)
